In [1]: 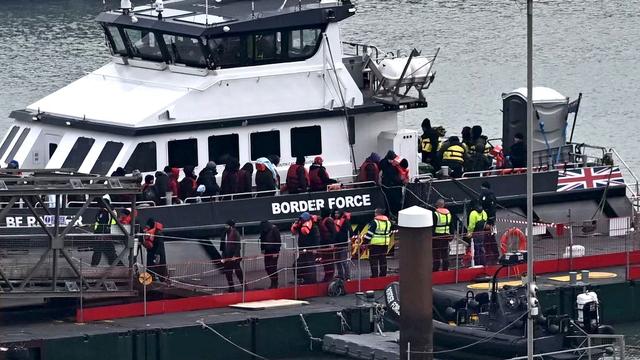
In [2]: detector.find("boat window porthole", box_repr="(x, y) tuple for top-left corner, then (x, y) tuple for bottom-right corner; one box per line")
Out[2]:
(291, 125), (322, 157)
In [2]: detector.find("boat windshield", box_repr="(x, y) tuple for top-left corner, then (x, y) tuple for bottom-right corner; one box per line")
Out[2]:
(123, 28), (164, 62)
(163, 35), (207, 68)
(105, 26), (128, 57)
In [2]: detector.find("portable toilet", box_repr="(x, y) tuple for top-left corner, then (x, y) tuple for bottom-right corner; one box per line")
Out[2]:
(502, 87), (569, 154)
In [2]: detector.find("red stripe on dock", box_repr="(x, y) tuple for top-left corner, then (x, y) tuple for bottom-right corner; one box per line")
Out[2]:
(77, 250), (640, 322)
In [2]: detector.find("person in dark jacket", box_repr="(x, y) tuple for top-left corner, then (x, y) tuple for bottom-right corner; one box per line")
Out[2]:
(480, 181), (497, 225)
(255, 161), (276, 196)
(290, 212), (319, 284)
(220, 219), (243, 292)
(178, 165), (197, 201)
(509, 133), (526, 168)
(259, 220), (282, 289)
(469, 125), (491, 171)
(143, 218), (167, 281)
(357, 152), (380, 184)
(379, 151), (403, 214)
(439, 136), (467, 178)
(419, 118), (440, 166)
(154, 170), (170, 205)
(309, 156), (336, 192)
(220, 158), (241, 196)
(332, 208), (352, 280)
(197, 161), (220, 197)
(236, 162), (254, 195)
(91, 196), (118, 266)
(318, 207), (337, 282)
(285, 156), (308, 194)
(140, 174), (155, 202)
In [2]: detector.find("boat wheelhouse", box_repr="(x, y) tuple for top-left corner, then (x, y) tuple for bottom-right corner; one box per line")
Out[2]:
(5, 0), (435, 182)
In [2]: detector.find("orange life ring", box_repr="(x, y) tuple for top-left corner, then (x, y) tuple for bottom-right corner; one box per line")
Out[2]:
(499, 227), (527, 254)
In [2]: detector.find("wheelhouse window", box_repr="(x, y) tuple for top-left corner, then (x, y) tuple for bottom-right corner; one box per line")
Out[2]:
(168, 138), (198, 167)
(124, 28), (164, 62)
(291, 126), (322, 157)
(0, 126), (20, 161)
(163, 35), (207, 68)
(5, 127), (30, 163)
(251, 32), (282, 61)
(250, 130), (280, 160)
(62, 137), (95, 171)
(288, 28), (321, 59)
(208, 134), (239, 164)
(91, 141), (124, 175)
(207, 36), (242, 68)
(124, 141), (157, 173)
(105, 26), (128, 56)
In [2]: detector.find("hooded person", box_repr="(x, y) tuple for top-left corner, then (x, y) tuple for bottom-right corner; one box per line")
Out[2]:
(236, 162), (254, 195)
(90, 195), (119, 266)
(332, 208), (352, 280)
(469, 125), (491, 171)
(308, 156), (336, 192)
(153, 170), (170, 205)
(168, 167), (180, 199)
(220, 158), (241, 195)
(255, 160), (277, 196)
(357, 152), (381, 184)
(256, 157), (279, 186)
(178, 165), (197, 201)
(290, 211), (319, 284)
(317, 207), (337, 282)
(259, 220), (282, 288)
(197, 161), (220, 197)
(220, 219), (243, 292)
(440, 136), (467, 178)
(143, 218), (167, 281)
(285, 156), (309, 194)
(379, 150), (404, 214)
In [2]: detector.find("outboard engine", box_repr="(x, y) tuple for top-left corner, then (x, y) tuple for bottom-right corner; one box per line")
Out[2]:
(576, 291), (599, 333)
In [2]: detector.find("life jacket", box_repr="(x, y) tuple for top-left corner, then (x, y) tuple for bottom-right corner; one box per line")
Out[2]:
(334, 212), (352, 232)
(420, 136), (434, 153)
(318, 216), (335, 244)
(308, 165), (324, 191)
(468, 210), (488, 233)
(357, 161), (380, 183)
(391, 156), (409, 184)
(443, 144), (465, 163)
(143, 222), (164, 249)
(286, 164), (309, 191)
(93, 209), (116, 233)
(434, 208), (452, 235)
(370, 215), (392, 246)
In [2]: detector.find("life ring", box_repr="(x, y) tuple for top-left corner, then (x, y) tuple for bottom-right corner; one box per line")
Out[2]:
(499, 227), (527, 254)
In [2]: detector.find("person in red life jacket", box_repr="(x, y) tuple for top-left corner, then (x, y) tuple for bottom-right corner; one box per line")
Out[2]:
(285, 156), (309, 194)
(255, 161), (276, 196)
(235, 162), (254, 198)
(259, 220), (282, 289)
(398, 158), (410, 184)
(379, 151), (404, 214)
(220, 158), (241, 196)
(178, 165), (197, 201)
(309, 156), (337, 192)
(362, 208), (393, 277)
(318, 207), (337, 282)
(332, 208), (352, 280)
(167, 167), (180, 200)
(220, 219), (244, 292)
(432, 199), (453, 272)
(490, 145), (505, 169)
(119, 208), (132, 225)
(143, 218), (167, 281)
(290, 212), (319, 284)
(356, 152), (381, 184)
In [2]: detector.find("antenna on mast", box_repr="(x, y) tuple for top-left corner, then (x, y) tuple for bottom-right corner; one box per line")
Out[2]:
(205, 0), (209, 25)
(251, 1), (255, 19)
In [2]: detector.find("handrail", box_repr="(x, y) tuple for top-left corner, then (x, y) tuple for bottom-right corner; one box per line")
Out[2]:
(341, 41), (382, 60)
(183, 188), (282, 203)
(66, 200), (155, 207)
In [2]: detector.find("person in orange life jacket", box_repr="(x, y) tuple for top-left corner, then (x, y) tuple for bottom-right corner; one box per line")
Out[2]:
(91, 196), (120, 266)
(291, 212), (320, 284)
(357, 152), (381, 184)
(167, 167), (180, 199)
(318, 207), (337, 282)
(220, 157), (241, 196)
(432, 199), (453, 272)
(220, 219), (244, 292)
(309, 157), (337, 192)
(143, 218), (167, 280)
(332, 208), (352, 280)
(286, 156), (309, 194)
(399, 158), (410, 184)
(259, 220), (282, 289)
(178, 166), (197, 201)
(363, 208), (393, 278)
(379, 151), (404, 215)
(119, 208), (132, 225)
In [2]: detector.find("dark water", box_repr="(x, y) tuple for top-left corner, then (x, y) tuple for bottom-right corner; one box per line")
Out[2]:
(0, 0), (640, 357)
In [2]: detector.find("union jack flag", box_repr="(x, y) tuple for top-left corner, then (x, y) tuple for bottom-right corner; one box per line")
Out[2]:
(557, 166), (625, 192)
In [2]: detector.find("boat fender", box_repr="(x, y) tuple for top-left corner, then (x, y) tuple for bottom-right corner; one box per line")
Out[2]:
(499, 227), (527, 255)
(327, 279), (346, 297)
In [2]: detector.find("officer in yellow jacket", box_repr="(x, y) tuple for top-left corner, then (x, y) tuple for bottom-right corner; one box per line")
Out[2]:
(467, 201), (489, 265)
(363, 208), (393, 278)
(440, 136), (467, 178)
(433, 199), (453, 272)
(91, 195), (118, 266)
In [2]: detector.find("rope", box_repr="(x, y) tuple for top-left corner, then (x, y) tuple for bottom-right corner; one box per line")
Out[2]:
(197, 320), (270, 360)
(299, 314), (322, 350)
